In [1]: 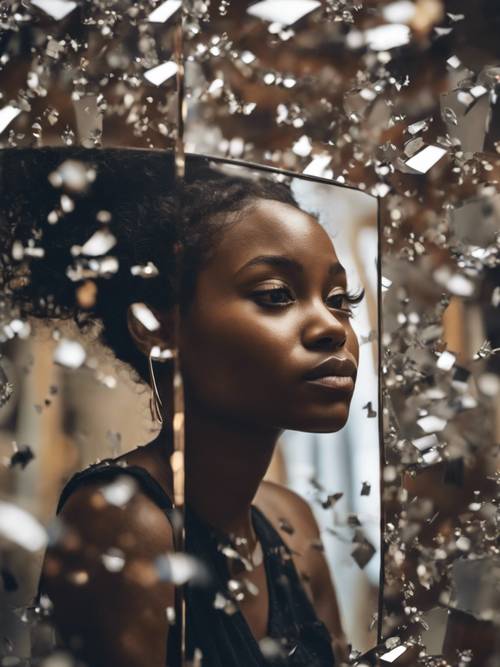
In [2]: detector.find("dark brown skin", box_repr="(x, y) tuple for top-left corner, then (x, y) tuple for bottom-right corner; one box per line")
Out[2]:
(43, 199), (359, 666)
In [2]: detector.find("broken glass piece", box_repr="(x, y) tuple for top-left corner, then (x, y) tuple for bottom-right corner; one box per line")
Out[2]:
(362, 401), (377, 418)
(416, 415), (447, 433)
(247, 0), (321, 26)
(166, 607), (176, 624)
(320, 492), (343, 509)
(0, 501), (48, 551)
(259, 636), (286, 660)
(78, 229), (116, 257)
(302, 154), (332, 178)
(144, 61), (178, 86)
(382, 1), (416, 24)
(100, 475), (137, 507)
(214, 591), (238, 614)
(156, 553), (208, 586)
(30, 0), (77, 20)
(412, 433), (439, 452)
(130, 303), (161, 332)
(131, 262), (160, 278)
(379, 645), (407, 662)
(9, 445), (35, 470)
(292, 135), (312, 157)
(351, 531), (376, 569)
(0, 363), (13, 408)
(53, 339), (86, 369)
(0, 106), (21, 135)
(101, 548), (125, 572)
(147, 0), (182, 23)
(404, 145), (447, 173)
(436, 350), (456, 371)
(365, 24), (410, 51)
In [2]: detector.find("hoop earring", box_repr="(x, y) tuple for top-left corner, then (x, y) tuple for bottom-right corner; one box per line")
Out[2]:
(148, 346), (164, 424)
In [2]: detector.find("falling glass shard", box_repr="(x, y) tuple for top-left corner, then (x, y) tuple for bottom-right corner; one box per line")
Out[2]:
(416, 415), (447, 433)
(10, 445), (35, 470)
(448, 195), (500, 246)
(130, 303), (161, 332)
(144, 61), (178, 86)
(433, 266), (475, 296)
(351, 535), (376, 568)
(49, 159), (95, 193)
(361, 481), (371, 496)
(100, 476), (138, 507)
(155, 552), (208, 585)
(80, 228), (117, 256)
(0, 501), (48, 551)
(404, 145), (447, 173)
(147, 0), (182, 23)
(450, 557), (500, 621)
(53, 339), (86, 369)
(412, 433), (439, 452)
(0, 363), (13, 408)
(0, 106), (21, 135)
(292, 135), (312, 157)
(30, 0), (77, 20)
(379, 645), (407, 662)
(74, 94), (103, 148)
(447, 55), (462, 70)
(407, 119), (429, 136)
(364, 24), (410, 51)
(247, 0), (321, 26)
(131, 262), (160, 278)
(382, 1), (416, 24)
(436, 350), (456, 371)
(302, 154), (332, 177)
(101, 548), (125, 572)
(441, 86), (491, 154)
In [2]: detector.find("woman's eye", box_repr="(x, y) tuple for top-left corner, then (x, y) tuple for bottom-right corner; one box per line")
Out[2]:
(252, 287), (293, 306)
(252, 288), (359, 313)
(327, 293), (353, 314)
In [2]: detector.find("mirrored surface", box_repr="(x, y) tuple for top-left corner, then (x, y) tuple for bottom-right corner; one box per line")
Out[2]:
(0, 148), (380, 666)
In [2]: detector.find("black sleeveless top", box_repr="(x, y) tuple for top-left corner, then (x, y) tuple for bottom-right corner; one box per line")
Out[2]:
(53, 460), (336, 667)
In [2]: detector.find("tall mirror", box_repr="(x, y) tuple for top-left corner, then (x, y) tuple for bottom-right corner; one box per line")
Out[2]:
(0, 148), (380, 666)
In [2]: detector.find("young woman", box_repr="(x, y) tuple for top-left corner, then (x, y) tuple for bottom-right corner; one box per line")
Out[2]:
(2, 148), (364, 666)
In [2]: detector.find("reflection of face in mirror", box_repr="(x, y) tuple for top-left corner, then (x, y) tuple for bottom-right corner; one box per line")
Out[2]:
(0, 150), (379, 667)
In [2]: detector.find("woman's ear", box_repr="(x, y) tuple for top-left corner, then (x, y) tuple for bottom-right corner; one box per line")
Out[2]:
(126, 302), (176, 357)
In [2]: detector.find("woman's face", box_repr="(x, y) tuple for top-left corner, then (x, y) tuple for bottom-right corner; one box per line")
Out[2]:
(178, 198), (360, 434)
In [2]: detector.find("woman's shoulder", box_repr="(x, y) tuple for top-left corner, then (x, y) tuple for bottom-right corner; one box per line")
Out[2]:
(55, 447), (175, 556)
(254, 480), (321, 543)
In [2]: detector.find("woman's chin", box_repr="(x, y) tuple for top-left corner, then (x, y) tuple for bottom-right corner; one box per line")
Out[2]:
(287, 404), (351, 434)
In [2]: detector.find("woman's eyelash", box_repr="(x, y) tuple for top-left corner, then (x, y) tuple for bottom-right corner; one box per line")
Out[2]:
(252, 286), (365, 310)
(341, 288), (365, 306)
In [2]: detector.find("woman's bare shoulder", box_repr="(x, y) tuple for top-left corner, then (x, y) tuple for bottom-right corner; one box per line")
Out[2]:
(56, 473), (174, 555)
(254, 480), (320, 542)
(43, 471), (174, 667)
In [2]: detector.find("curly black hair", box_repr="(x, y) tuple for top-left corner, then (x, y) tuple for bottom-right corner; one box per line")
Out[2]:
(0, 148), (298, 382)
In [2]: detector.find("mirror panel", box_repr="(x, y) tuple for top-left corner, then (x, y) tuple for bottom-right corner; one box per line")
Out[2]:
(0, 149), (380, 665)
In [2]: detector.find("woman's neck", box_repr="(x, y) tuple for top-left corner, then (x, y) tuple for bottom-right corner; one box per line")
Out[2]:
(153, 406), (282, 540)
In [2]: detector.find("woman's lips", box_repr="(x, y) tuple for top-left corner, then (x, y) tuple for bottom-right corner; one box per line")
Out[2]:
(305, 375), (355, 392)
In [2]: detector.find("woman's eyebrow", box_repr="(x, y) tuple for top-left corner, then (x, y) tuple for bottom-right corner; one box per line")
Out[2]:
(234, 254), (346, 278)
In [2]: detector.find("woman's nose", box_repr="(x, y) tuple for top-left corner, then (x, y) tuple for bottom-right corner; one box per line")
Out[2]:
(301, 302), (347, 350)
